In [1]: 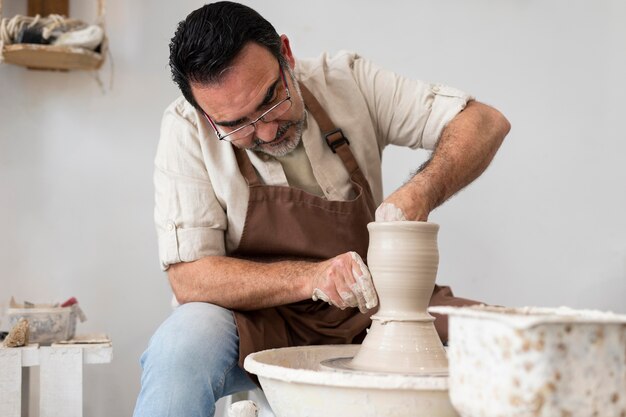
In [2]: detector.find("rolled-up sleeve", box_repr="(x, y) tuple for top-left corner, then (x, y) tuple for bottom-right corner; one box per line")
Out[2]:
(154, 104), (227, 270)
(353, 55), (473, 151)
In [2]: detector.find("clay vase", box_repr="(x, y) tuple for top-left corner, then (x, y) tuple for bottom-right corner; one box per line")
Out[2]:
(349, 221), (448, 374)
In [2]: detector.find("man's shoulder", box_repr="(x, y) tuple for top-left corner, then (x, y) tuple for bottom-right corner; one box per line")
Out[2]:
(162, 96), (199, 126)
(296, 50), (363, 79)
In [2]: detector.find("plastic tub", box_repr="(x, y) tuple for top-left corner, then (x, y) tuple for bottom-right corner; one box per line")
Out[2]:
(6, 303), (78, 345)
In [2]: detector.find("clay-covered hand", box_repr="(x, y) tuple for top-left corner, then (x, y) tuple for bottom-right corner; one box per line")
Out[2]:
(310, 251), (378, 313)
(376, 186), (430, 222)
(375, 202), (407, 222)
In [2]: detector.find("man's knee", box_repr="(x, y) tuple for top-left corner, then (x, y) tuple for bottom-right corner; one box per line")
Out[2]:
(141, 302), (240, 380)
(134, 303), (245, 417)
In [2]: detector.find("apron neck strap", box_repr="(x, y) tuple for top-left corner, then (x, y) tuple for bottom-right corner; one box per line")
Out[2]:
(233, 147), (262, 186)
(299, 82), (360, 175)
(299, 83), (336, 134)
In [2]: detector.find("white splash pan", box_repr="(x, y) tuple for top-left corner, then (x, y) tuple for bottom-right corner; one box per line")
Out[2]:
(430, 305), (626, 417)
(244, 344), (459, 417)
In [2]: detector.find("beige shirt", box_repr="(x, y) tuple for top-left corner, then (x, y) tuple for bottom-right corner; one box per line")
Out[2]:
(274, 139), (325, 197)
(155, 51), (472, 270)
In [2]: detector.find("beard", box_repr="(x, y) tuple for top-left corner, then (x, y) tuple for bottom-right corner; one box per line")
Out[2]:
(248, 118), (304, 157)
(248, 66), (306, 157)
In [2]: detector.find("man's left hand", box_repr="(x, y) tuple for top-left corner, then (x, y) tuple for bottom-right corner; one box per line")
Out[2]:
(376, 186), (429, 222)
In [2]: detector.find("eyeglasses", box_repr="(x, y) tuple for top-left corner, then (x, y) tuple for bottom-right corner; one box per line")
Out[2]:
(203, 64), (292, 143)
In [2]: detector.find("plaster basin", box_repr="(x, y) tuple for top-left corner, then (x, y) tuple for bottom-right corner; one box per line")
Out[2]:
(431, 305), (626, 417)
(244, 344), (458, 417)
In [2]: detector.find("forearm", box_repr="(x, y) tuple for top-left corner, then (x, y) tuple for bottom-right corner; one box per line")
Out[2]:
(403, 101), (510, 219)
(168, 255), (315, 310)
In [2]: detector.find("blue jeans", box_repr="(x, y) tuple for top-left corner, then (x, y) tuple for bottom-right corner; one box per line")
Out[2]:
(133, 302), (257, 417)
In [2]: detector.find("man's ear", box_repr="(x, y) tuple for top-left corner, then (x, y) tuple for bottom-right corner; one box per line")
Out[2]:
(280, 34), (296, 69)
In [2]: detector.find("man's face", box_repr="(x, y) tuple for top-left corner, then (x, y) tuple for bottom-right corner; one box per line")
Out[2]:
(192, 41), (305, 157)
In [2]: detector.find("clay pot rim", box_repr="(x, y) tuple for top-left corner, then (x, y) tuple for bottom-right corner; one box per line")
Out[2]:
(368, 221), (439, 231)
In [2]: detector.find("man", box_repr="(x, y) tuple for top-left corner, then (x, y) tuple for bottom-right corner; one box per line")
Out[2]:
(134, 2), (510, 416)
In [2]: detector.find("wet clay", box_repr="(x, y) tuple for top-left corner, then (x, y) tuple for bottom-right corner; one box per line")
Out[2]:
(349, 221), (448, 374)
(244, 222), (459, 417)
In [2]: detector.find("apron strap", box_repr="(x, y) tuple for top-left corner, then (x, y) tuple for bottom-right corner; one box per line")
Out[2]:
(299, 82), (361, 175)
(233, 147), (262, 186)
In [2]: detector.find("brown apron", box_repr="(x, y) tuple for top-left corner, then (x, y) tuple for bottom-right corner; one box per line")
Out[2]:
(230, 83), (480, 369)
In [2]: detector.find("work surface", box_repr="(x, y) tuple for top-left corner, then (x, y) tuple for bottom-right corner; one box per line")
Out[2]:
(0, 337), (113, 417)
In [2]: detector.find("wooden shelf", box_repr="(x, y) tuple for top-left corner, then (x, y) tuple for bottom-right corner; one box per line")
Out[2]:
(2, 43), (105, 71)
(0, 0), (106, 71)
(28, 0), (69, 18)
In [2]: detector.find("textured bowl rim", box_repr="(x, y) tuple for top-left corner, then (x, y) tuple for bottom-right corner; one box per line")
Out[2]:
(7, 307), (74, 314)
(430, 305), (626, 329)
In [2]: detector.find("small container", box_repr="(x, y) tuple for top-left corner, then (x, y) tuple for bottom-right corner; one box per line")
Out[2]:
(430, 305), (626, 417)
(6, 298), (80, 345)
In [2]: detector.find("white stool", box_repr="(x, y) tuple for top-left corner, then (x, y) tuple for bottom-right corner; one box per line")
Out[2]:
(0, 341), (112, 417)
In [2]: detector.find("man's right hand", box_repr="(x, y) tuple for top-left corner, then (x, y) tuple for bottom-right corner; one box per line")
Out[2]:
(309, 251), (378, 313)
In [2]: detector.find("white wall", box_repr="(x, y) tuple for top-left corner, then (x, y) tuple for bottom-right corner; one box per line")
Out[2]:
(1, 0), (624, 416)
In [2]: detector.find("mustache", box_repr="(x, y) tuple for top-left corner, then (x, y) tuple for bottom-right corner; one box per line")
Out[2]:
(252, 122), (295, 146)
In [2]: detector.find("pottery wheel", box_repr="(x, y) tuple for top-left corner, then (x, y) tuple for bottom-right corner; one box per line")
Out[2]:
(319, 356), (449, 377)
